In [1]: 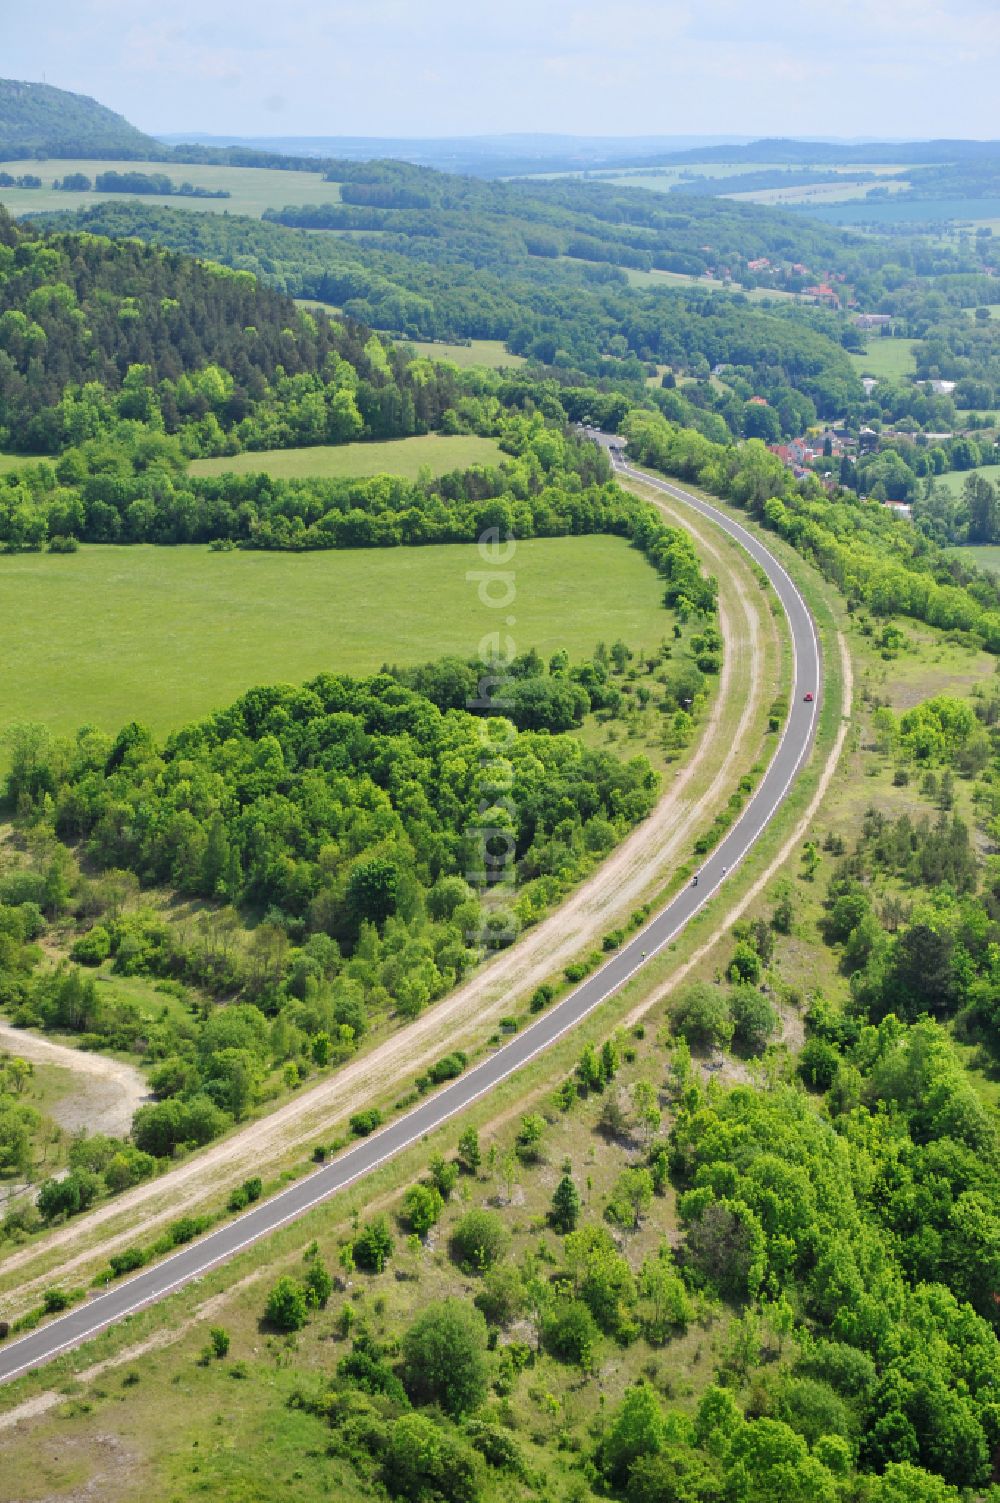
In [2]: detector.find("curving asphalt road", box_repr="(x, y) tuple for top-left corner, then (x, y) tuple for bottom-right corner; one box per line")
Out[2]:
(0, 454), (820, 1385)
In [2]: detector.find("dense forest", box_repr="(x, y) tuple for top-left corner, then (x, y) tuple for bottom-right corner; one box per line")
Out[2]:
(33, 198), (865, 422)
(0, 206), (470, 454)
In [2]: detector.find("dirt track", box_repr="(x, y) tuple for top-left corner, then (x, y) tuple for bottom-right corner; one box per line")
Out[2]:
(0, 1022), (149, 1140)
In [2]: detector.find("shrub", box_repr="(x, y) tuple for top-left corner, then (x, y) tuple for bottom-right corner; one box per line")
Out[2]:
(450, 1209), (510, 1272)
(337, 1332), (409, 1403)
(227, 1174), (263, 1212)
(209, 1327), (230, 1358)
(304, 1256), (333, 1309)
(350, 1108), (382, 1137)
(670, 982), (733, 1050)
(515, 1112), (546, 1163)
(71, 925), (111, 965)
(401, 1299), (488, 1416)
(730, 987), (779, 1054)
(353, 1214), (394, 1273)
(529, 983), (554, 1013)
(402, 1183), (444, 1236)
(382, 1412), (479, 1503)
(108, 1245), (148, 1278)
(473, 1265), (526, 1327)
(799, 1037), (840, 1092)
(264, 1275), (308, 1332)
(542, 1300), (599, 1367)
(427, 1051), (467, 1085)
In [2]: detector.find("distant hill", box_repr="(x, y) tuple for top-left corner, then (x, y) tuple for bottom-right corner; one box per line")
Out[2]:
(638, 137), (1000, 169)
(157, 132), (757, 178)
(0, 78), (160, 162)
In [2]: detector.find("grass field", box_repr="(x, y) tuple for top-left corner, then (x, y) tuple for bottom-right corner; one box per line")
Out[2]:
(402, 338), (526, 369)
(937, 462), (1000, 498)
(188, 433), (503, 482)
(949, 544), (1000, 574)
(0, 158), (338, 219)
(0, 452), (48, 473)
(849, 337), (920, 381)
(0, 536), (668, 742)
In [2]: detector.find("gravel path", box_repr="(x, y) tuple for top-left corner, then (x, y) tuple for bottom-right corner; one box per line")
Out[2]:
(0, 1022), (149, 1140)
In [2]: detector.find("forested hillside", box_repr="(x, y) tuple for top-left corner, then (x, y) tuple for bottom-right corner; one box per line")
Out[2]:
(0, 78), (158, 161)
(36, 198), (863, 421)
(0, 207), (463, 453)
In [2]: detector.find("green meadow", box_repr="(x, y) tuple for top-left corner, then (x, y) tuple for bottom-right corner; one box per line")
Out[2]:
(0, 158), (338, 218)
(937, 462), (1000, 497)
(188, 432), (504, 482)
(950, 544), (1000, 575)
(849, 337), (920, 381)
(0, 536), (667, 743)
(402, 338), (526, 369)
(188, 433), (503, 482)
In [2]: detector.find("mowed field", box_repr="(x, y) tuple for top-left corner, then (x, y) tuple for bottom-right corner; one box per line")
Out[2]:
(0, 536), (668, 742)
(849, 337), (920, 381)
(0, 158), (339, 218)
(188, 433), (504, 481)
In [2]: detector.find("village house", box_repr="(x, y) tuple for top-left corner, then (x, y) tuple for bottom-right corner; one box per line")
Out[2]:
(803, 283), (841, 308)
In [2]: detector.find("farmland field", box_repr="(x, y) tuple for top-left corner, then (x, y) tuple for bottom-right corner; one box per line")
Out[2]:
(188, 433), (504, 481)
(0, 536), (668, 742)
(0, 157), (337, 218)
(849, 337), (920, 381)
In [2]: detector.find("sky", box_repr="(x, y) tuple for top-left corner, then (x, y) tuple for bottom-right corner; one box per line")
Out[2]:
(5, 0), (1000, 141)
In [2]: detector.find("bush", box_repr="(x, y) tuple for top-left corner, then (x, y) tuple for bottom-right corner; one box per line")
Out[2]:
(353, 1214), (394, 1273)
(529, 983), (555, 1013)
(542, 1299), (599, 1367)
(227, 1174), (264, 1212)
(382, 1412), (479, 1503)
(427, 1051), (467, 1085)
(473, 1265), (526, 1327)
(71, 925), (111, 965)
(264, 1275), (308, 1332)
(798, 1037), (840, 1092)
(669, 982), (733, 1050)
(108, 1245), (148, 1277)
(450, 1209), (511, 1272)
(37, 1168), (100, 1222)
(209, 1326), (231, 1358)
(304, 1255), (333, 1309)
(730, 987), (779, 1054)
(402, 1183), (444, 1236)
(401, 1299), (489, 1416)
(350, 1108), (382, 1137)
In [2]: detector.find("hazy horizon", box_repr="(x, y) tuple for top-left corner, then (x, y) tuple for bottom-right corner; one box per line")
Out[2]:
(6, 0), (1000, 143)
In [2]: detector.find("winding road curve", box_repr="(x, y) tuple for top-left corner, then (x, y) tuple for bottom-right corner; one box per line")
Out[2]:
(0, 454), (820, 1385)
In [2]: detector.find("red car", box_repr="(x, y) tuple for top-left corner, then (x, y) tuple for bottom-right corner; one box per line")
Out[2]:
(804, 692), (814, 703)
